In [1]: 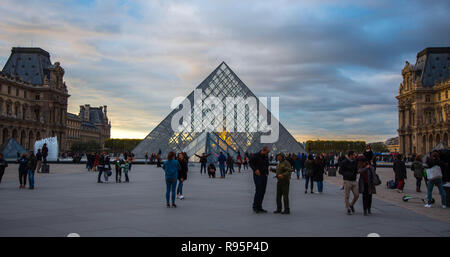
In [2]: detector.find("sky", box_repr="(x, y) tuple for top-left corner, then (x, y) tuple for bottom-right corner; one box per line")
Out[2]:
(0, 0), (449, 143)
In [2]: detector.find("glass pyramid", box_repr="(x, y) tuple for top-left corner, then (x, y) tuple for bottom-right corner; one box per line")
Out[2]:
(133, 62), (306, 160)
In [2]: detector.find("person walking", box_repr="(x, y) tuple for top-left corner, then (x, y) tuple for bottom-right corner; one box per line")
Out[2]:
(339, 151), (359, 215)
(236, 153), (243, 173)
(35, 149), (42, 173)
(163, 152), (180, 208)
(424, 151), (447, 208)
(358, 157), (378, 215)
(194, 153), (210, 175)
(393, 154), (407, 193)
(0, 152), (8, 184)
(304, 155), (315, 194)
(243, 152), (249, 171)
(411, 154), (425, 192)
(27, 151), (37, 189)
(115, 156), (122, 183)
(103, 154), (111, 183)
(249, 146), (270, 213)
(218, 152), (227, 178)
(294, 154), (302, 180)
(177, 153), (188, 200)
(314, 155), (325, 193)
(18, 153), (28, 189)
(226, 154), (235, 175)
(270, 153), (292, 214)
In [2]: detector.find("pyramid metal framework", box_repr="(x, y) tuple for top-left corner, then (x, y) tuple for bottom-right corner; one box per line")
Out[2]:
(132, 62), (305, 160)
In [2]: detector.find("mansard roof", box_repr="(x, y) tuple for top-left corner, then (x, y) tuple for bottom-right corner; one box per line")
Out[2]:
(2, 47), (54, 85)
(414, 47), (450, 87)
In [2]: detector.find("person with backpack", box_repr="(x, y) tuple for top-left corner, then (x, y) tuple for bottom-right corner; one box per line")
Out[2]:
(424, 151), (447, 208)
(163, 152), (181, 208)
(0, 152), (8, 184)
(358, 157), (378, 215)
(393, 154), (407, 193)
(304, 155), (315, 194)
(177, 153), (188, 200)
(411, 154), (425, 192)
(339, 151), (359, 215)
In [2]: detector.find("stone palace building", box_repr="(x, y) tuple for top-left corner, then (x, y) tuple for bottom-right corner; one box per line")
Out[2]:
(397, 47), (450, 156)
(0, 47), (110, 153)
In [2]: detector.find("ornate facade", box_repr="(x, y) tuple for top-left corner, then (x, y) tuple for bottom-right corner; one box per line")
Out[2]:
(66, 104), (111, 150)
(0, 47), (111, 153)
(0, 47), (69, 151)
(397, 47), (450, 156)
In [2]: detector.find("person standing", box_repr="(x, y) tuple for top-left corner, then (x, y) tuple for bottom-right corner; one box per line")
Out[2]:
(218, 152), (227, 178)
(104, 154), (111, 183)
(226, 154), (235, 175)
(163, 152), (180, 208)
(35, 149), (42, 173)
(115, 156), (122, 183)
(97, 152), (105, 183)
(304, 155), (314, 194)
(270, 153), (292, 214)
(122, 159), (130, 183)
(27, 151), (37, 189)
(294, 154), (302, 180)
(145, 152), (149, 164)
(177, 153), (188, 200)
(424, 151), (447, 208)
(42, 143), (48, 164)
(195, 153), (211, 175)
(249, 146), (270, 213)
(393, 154), (407, 193)
(0, 153), (8, 184)
(339, 151), (359, 215)
(314, 155), (325, 193)
(411, 154), (425, 192)
(358, 157), (377, 215)
(18, 153), (28, 189)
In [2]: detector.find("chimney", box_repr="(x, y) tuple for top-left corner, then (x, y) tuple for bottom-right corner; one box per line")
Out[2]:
(84, 104), (90, 122)
(103, 105), (107, 118)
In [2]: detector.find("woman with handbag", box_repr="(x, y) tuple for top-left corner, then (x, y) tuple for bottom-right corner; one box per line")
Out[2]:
(425, 151), (447, 208)
(358, 157), (379, 216)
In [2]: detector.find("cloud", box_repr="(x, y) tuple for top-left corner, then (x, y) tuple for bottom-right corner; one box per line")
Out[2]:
(0, 0), (449, 142)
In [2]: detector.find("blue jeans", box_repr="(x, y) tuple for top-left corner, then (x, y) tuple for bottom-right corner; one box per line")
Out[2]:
(427, 178), (446, 205)
(177, 180), (183, 195)
(28, 169), (35, 188)
(219, 163), (225, 177)
(295, 168), (301, 178)
(200, 163), (206, 174)
(317, 181), (323, 192)
(305, 175), (314, 191)
(166, 178), (177, 204)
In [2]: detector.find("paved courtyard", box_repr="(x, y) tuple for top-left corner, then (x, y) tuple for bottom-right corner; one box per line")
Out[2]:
(0, 163), (449, 237)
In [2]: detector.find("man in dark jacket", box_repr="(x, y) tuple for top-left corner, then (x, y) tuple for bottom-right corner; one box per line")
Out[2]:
(393, 154), (407, 193)
(27, 151), (37, 189)
(339, 151), (358, 215)
(97, 152), (106, 183)
(42, 144), (48, 164)
(218, 152), (227, 178)
(249, 146), (270, 213)
(195, 153), (211, 175)
(0, 152), (8, 184)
